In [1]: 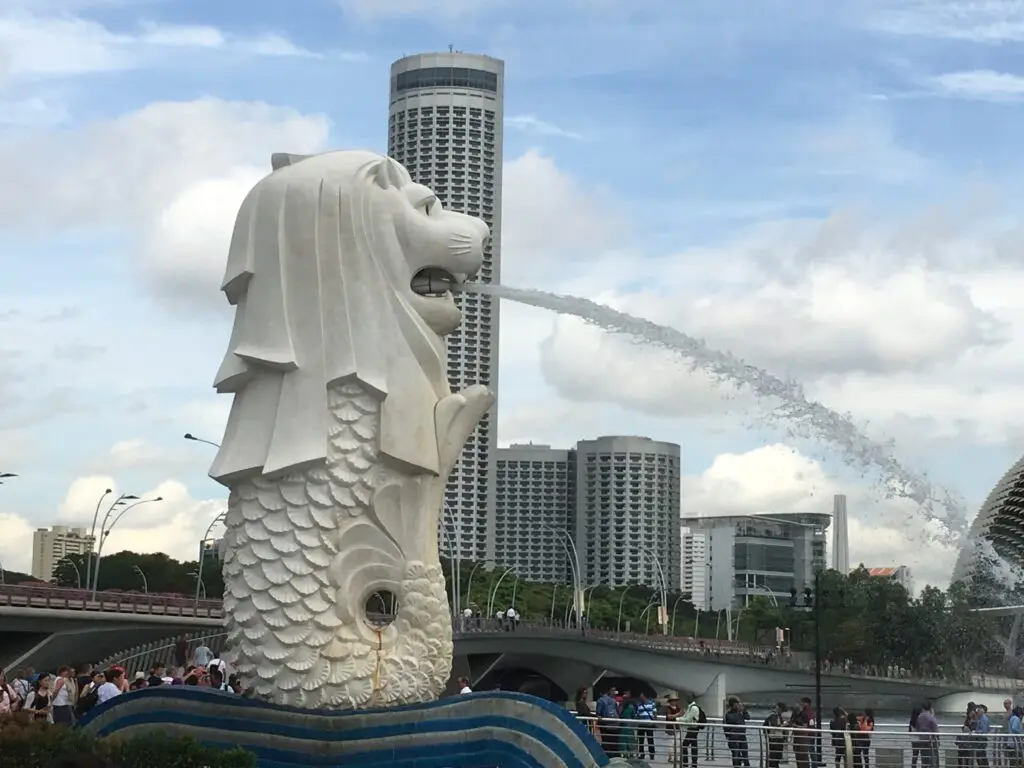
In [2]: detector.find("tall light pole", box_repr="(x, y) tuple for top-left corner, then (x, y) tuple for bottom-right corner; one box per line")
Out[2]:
(487, 567), (515, 617)
(0, 472), (16, 484)
(443, 502), (461, 621)
(85, 488), (112, 592)
(195, 512), (226, 608)
(463, 562), (482, 612)
(132, 565), (148, 593)
(92, 496), (161, 598)
(438, 522), (458, 619)
(542, 524), (583, 627)
(670, 593), (687, 635)
(184, 433), (221, 449)
(55, 556), (82, 588)
(640, 546), (669, 635)
(0, 557), (5, 585)
(549, 582), (559, 625)
(616, 585), (633, 632)
(190, 569), (207, 599)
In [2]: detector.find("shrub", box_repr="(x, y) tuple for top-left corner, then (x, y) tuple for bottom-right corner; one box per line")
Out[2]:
(0, 716), (256, 768)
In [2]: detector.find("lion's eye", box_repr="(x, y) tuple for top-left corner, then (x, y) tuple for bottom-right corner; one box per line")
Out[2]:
(416, 196), (438, 216)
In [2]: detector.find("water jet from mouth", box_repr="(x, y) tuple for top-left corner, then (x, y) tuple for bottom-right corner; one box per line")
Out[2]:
(464, 281), (969, 545)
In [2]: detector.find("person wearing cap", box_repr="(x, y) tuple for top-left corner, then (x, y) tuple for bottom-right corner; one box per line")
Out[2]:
(129, 671), (147, 691)
(596, 687), (622, 757)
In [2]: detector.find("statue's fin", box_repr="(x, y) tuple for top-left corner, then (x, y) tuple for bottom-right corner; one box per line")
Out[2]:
(271, 153), (313, 171)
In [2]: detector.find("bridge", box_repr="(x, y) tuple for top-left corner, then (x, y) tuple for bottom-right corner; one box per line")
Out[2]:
(0, 584), (1005, 714)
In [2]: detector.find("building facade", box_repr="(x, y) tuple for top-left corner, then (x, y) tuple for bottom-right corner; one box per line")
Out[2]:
(832, 494), (850, 573)
(680, 527), (709, 610)
(952, 452), (1024, 583)
(493, 444), (576, 582)
(31, 526), (95, 582)
(686, 512), (830, 611)
(574, 436), (681, 589)
(388, 52), (505, 564)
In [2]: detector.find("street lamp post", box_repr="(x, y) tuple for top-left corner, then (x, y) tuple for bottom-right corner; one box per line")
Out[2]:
(92, 497), (161, 597)
(190, 570), (207, 599)
(85, 488), (112, 592)
(183, 433), (221, 449)
(670, 593), (687, 635)
(0, 558), (5, 585)
(195, 512), (226, 608)
(0, 472), (16, 484)
(443, 503), (461, 621)
(90, 491), (144, 592)
(542, 524), (583, 628)
(616, 585), (633, 632)
(640, 547), (669, 635)
(132, 565), (148, 593)
(56, 557), (82, 588)
(487, 567), (515, 617)
(463, 562), (482, 612)
(549, 583), (559, 625)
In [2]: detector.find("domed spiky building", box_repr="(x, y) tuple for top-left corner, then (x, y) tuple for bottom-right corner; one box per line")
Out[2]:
(952, 452), (1024, 589)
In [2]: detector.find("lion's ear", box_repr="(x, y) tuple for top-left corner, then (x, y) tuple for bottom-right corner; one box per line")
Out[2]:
(271, 153), (313, 171)
(372, 156), (406, 190)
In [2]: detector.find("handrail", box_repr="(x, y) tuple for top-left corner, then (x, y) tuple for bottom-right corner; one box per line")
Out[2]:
(2, 583), (1010, 688)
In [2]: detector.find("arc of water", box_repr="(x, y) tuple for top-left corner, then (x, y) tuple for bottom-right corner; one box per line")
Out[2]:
(467, 283), (969, 545)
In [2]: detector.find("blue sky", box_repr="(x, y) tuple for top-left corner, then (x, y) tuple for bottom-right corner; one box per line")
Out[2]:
(2, 0), (1024, 587)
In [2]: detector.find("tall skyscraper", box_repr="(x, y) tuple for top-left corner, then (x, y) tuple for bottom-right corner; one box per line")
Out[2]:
(574, 436), (681, 589)
(832, 494), (850, 573)
(680, 527), (709, 610)
(388, 53), (505, 563)
(493, 444), (576, 582)
(32, 526), (94, 582)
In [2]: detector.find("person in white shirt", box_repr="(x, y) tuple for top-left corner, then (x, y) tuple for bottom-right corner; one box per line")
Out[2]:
(96, 670), (123, 704)
(505, 607), (518, 632)
(51, 666), (75, 724)
(457, 676), (472, 694)
(193, 642), (213, 668)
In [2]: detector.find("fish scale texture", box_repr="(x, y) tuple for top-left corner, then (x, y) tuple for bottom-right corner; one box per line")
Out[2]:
(221, 381), (452, 709)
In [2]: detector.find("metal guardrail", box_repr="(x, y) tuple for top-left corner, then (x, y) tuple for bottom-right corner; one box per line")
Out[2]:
(2, 584), (1010, 690)
(0, 583), (223, 618)
(574, 715), (1018, 768)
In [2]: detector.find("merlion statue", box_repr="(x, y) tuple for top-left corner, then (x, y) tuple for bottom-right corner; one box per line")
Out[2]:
(208, 149), (494, 709)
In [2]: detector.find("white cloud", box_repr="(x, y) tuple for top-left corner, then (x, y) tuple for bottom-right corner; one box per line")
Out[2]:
(337, 0), (493, 19)
(0, 97), (331, 306)
(868, 1), (1024, 43)
(0, 12), (321, 78)
(932, 70), (1024, 101)
(681, 444), (956, 591)
(0, 475), (226, 575)
(506, 115), (583, 140)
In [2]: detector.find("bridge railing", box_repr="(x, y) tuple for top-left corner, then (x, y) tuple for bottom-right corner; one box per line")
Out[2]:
(573, 714), (1009, 768)
(0, 583), (224, 619)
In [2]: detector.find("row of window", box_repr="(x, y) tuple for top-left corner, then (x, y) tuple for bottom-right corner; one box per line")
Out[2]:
(394, 68), (499, 94)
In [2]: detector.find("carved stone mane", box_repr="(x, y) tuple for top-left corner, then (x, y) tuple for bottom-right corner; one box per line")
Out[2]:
(209, 150), (451, 484)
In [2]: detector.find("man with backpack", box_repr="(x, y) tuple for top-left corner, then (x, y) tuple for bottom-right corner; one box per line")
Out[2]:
(680, 696), (706, 768)
(764, 702), (789, 768)
(596, 688), (622, 758)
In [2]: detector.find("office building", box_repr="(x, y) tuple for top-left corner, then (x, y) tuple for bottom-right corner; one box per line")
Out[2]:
(32, 526), (95, 582)
(865, 566), (914, 595)
(832, 494), (850, 573)
(680, 527), (709, 610)
(201, 537), (224, 561)
(574, 436), (681, 589)
(388, 52), (505, 563)
(493, 444), (576, 582)
(686, 512), (830, 611)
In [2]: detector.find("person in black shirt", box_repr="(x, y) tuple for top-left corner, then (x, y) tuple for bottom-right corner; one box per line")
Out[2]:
(790, 700), (812, 768)
(723, 697), (751, 767)
(764, 703), (788, 768)
(830, 707), (850, 768)
(174, 635), (189, 673)
(146, 665), (165, 688)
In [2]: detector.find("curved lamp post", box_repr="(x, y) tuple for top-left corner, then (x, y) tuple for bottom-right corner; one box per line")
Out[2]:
(549, 582), (559, 625)
(0, 557), (5, 585)
(670, 593), (687, 635)
(443, 503), (461, 620)
(542, 524), (583, 626)
(638, 595), (659, 634)
(56, 556), (82, 588)
(92, 496), (162, 597)
(438, 522), (459, 619)
(640, 546), (669, 635)
(132, 564), (148, 593)
(486, 567), (516, 617)
(0, 472), (16, 484)
(463, 562), (482, 613)
(189, 569), (207, 600)
(88, 491), (141, 592)
(195, 512), (226, 608)
(616, 585), (633, 632)
(183, 433), (221, 449)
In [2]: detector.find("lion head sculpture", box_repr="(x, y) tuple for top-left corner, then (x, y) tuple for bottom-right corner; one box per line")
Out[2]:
(209, 150), (491, 484)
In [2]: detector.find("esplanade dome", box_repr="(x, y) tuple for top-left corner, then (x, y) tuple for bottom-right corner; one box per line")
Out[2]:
(952, 453), (1024, 583)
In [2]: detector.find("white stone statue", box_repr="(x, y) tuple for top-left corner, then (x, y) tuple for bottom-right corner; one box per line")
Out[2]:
(209, 149), (494, 709)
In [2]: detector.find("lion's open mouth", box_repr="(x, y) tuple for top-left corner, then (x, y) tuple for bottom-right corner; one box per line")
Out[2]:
(411, 268), (459, 298)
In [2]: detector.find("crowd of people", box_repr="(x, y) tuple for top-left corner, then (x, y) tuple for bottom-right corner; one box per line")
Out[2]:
(0, 634), (242, 725)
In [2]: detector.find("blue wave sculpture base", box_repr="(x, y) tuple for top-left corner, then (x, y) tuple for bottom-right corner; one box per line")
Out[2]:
(77, 688), (611, 768)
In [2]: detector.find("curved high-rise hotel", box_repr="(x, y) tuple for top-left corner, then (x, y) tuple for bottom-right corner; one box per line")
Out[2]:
(387, 53), (504, 563)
